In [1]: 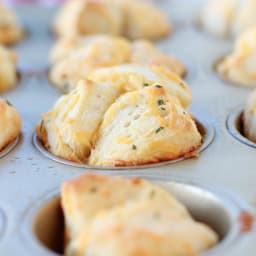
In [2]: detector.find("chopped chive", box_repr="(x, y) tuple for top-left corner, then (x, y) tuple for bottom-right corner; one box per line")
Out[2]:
(132, 144), (137, 150)
(5, 100), (12, 106)
(160, 107), (166, 111)
(143, 83), (149, 87)
(155, 85), (162, 88)
(155, 127), (164, 133)
(157, 99), (164, 106)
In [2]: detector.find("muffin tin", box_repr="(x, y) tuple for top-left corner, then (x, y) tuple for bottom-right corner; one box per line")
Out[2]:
(0, 1), (255, 255)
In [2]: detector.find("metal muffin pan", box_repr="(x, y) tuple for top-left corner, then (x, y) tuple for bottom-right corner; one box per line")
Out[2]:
(0, 1), (256, 255)
(32, 115), (215, 170)
(0, 136), (20, 159)
(226, 108), (256, 149)
(20, 177), (249, 256)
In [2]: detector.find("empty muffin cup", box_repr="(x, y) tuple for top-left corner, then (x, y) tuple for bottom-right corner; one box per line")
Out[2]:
(32, 114), (215, 170)
(226, 109), (256, 148)
(20, 177), (254, 256)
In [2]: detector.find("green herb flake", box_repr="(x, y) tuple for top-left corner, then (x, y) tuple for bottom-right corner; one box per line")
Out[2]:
(155, 127), (164, 134)
(5, 100), (12, 106)
(155, 85), (162, 88)
(157, 99), (164, 106)
(179, 81), (184, 87)
(132, 144), (137, 150)
(143, 83), (149, 87)
(160, 107), (166, 111)
(183, 111), (187, 115)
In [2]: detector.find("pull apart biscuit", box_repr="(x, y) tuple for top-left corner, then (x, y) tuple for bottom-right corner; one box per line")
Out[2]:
(54, 0), (170, 40)
(49, 36), (185, 92)
(61, 174), (218, 256)
(0, 99), (21, 152)
(217, 27), (256, 87)
(0, 45), (18, 93)
(200, 0), (256, 37)
(37, 67), (199, 166)
(0, 3), (24, 45)
(89, 86), (201, 166)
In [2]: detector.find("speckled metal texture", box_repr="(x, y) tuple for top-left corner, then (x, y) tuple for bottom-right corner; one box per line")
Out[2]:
(0, 1), (255, 255)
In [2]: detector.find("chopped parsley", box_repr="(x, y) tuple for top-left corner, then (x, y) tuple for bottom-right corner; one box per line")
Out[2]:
(143, 83), (149, 87)
(157, 99), (164, 106)
(155, 85), (162, 88)
(5, 100), (12, 106)
(155, 127), (164, 134)
(132, 144), (137, 150)
(160, 107), (166, 111)
(179, 81), (185, 88)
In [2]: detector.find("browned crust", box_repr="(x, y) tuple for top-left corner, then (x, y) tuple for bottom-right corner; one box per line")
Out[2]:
(0, 133), (20, 153)
(36, 124), (86, 164)
(0, 27), (25, 46)
(105, 142), (202, 167)
(38, 129), (201, 167)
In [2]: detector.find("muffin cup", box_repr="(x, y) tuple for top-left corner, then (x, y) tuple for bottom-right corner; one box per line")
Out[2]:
(20, 176), (254, 255)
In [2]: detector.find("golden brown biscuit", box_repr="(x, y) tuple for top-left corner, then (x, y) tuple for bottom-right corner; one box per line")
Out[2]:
(0, 4), (24, 45)
(50, 35), (111, 64)
(36, 80), (122, 163)
(49, 35), (131, 91)
(88, 64), (191, 108)
(37, 65), (195, 166)
(0, 99), (21, 151)
(89, 86), (201, 166)
(61, 174), (218, 256)
(131, 40), (186, 77)
(217, 26), (256, 87)
(61, 174), (190, 251)
(0, 45), (18, 92)
(69, 202), (218, 256)
(121, 0), (170, 40)
(54, 0), (123, 38)
(54, 0), (170, 40)
(200, 0), (256, 37)
(49, 36), (185, 92)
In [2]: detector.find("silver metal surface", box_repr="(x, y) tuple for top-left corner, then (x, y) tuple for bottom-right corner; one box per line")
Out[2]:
(32, 117), (215, 170)
(0, 208), (6, 242)
(0, 136), (20, 159)
(20, 177), (247, 256)
(0, 1), (255, 255)
(226, 109), (256, 149)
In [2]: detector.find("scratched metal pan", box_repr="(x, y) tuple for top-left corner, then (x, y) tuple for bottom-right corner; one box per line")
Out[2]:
(20, 176), (254, 256)
(0, 1), (256, 255)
